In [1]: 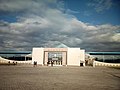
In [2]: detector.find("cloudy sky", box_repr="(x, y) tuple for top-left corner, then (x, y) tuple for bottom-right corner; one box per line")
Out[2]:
(0, 0), (120, 52)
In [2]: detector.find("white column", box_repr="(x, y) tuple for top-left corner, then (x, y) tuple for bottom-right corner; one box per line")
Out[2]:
(62, 52), (67, 66)
(44, 52), (48, 65)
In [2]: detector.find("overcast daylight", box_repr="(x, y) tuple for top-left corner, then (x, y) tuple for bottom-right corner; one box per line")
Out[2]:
(0, 1), (120, 90)
(0, 0), (120, 51)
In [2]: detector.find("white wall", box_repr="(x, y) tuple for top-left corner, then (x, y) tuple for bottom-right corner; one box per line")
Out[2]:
(80, 50), (85, 61)
(67, 48), (81, 66)
(32, 48), (44, 65)
(80, 50), (85, 66)
(32, 47), (85, 66)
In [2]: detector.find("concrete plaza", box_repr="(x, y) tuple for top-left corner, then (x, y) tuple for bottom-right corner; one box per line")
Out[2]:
(0, 65), (120, 90)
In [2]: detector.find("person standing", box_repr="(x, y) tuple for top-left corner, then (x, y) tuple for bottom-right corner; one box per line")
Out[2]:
(8, 61), (10, 65)
(33, 61), (36, 67)
(51, 61), (53, 67)
(36, 61), (37, 66)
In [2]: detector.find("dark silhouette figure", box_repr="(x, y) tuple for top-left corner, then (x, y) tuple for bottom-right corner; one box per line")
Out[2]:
(36, 61), (37, 66)
(47, 61), (50, 66)
(85, 60), (88, 66)
(13, 62), (16, 65)
(51, 61), (54, 67)
(8, 61), (10, 65)
(33, 61), (37, 67)
(33, 61), (36, 67)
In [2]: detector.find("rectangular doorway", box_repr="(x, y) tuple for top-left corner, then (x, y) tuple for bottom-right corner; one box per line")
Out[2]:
(48, 52), (62, 66)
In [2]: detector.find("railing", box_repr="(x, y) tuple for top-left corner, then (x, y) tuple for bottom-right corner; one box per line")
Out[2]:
(94, 61), (120, 67)
(0, 56), (32, 64)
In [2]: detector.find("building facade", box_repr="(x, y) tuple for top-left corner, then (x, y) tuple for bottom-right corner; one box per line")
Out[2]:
(32, 47), (85, 66)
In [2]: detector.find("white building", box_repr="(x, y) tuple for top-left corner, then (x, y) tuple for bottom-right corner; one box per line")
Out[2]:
(32, 44), (85, 66)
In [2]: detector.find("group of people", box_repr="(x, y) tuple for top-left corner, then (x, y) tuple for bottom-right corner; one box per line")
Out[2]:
(47, 61), (54, 66)
(33, 61), (54, 67)
(8, 61), (17, 65)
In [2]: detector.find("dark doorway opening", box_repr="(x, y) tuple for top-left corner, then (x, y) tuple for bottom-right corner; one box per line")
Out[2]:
(80, 63), (83, 66)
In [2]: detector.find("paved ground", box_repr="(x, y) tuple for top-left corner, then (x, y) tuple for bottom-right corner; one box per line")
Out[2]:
(0, 65), (120, 90)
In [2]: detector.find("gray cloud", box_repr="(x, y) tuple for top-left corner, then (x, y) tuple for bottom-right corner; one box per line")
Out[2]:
(0, 0), (57, 12)
(0, 0), (120, 51)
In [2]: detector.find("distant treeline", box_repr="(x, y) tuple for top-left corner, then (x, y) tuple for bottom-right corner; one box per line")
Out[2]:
(4, 56), (32, 61)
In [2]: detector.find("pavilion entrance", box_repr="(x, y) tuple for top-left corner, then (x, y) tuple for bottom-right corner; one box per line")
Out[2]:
(44, 51), (67, 66)
(48, 52), (62, 66)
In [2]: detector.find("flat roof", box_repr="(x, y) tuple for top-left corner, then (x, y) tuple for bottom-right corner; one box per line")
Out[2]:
(0, 51), (31, 54)
(88, 52), (120, 55)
